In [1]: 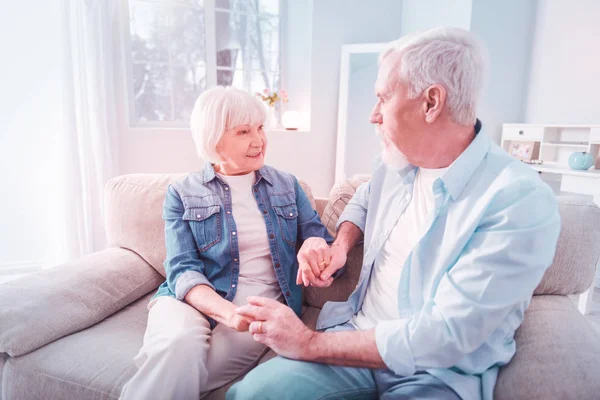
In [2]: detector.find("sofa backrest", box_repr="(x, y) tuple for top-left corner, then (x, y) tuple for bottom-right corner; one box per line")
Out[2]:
(314, 179), (600, 299)
(104, 173), (316, 277)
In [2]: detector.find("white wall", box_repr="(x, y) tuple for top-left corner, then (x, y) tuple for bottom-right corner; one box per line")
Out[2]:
(400, 0), (472, 35)
(525, 0), (600, 124)
(284, 0), (403, 196)
(470, 0), (538, 144)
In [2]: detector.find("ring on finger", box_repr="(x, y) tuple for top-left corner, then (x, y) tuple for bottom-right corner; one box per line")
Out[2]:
(257, 321), (263, 333)
(318, 260), (328, 266)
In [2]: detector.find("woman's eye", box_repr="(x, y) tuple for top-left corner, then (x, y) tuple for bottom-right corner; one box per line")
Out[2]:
(239, 130), (248, 135)
(258, 125), (264, 131)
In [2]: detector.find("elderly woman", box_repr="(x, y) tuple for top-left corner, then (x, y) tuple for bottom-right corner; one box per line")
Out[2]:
(119, 87), (334, 399)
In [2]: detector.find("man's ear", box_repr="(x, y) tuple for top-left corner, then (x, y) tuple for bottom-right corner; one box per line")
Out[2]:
(422, 84), (446, 124)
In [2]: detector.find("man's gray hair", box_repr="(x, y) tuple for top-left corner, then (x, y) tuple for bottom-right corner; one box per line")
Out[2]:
(190, 87), (266, 163)
(380, 27), (488, 126)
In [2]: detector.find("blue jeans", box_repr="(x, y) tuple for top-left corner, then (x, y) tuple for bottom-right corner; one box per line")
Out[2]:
(226, 356), (460, 400)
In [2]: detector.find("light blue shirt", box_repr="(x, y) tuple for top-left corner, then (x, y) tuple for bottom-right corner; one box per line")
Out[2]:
(316, 131), (561, 400)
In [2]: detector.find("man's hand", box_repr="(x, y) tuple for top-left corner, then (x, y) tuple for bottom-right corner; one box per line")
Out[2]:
(236, 296), (316, 359)
(296, 238), (347, 287)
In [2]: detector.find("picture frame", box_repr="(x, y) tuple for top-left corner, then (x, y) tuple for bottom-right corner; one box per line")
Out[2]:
(508, 141), (540, 162)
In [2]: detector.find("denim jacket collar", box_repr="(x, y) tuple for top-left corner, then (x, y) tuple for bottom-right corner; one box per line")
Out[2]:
(201, 162), (274, 186)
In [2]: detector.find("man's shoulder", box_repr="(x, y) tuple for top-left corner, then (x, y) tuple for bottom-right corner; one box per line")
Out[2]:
(473, 144), (557, 209)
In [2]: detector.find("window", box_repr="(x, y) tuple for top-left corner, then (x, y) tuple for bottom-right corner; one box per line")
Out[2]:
(126, 0), (281, 126)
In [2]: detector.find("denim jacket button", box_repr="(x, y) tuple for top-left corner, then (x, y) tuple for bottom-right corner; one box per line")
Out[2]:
(275, 262), (280, 268)
(289, 213), (294, 217)
(196, 214), (201, 218)
(224, 187), (229, 190)
(234, 258), (238, 262)
(232, 284), (236, 288)
(263, 210), (268, 214)
(269, 234), (274, 239)
(232, 231), (237, 236)
(227, 210), (231, 215)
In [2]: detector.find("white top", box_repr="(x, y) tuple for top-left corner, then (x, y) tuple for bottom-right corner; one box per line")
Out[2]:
(217, 172), (283, 306)
(351, 167), (447, 330)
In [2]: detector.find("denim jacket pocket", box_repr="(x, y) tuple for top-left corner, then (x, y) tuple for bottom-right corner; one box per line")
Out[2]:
(271, 195), (298, 247)
(183, 204), (222, 252)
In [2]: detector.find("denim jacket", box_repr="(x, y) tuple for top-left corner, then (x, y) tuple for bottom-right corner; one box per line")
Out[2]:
(152, 163), (333, 325)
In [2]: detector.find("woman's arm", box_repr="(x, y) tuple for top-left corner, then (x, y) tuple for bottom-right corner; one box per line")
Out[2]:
(185, 285), (252, 331)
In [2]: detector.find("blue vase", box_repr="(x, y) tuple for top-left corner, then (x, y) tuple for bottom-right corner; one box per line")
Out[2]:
(568, 152), (594, 170)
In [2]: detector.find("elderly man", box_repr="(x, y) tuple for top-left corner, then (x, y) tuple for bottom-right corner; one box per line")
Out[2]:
(227, 27), (561, 400)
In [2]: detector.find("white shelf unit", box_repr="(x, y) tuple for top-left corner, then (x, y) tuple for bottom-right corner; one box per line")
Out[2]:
(501, 124), (600, 171)
(501, 124), (600, 315)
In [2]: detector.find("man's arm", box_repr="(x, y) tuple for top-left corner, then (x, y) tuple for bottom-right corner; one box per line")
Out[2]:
(303, 329), (385, 368)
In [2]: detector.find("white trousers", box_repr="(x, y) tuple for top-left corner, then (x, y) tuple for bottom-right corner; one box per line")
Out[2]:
(119, 297), (267, 400)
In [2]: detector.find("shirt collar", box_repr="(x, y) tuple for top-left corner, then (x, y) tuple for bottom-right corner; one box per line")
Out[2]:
(440, 129), (491, 201)
(201, 162), (274, 186)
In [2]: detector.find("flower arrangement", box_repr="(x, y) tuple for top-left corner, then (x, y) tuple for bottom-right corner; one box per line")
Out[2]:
(255, 88), (288, 107)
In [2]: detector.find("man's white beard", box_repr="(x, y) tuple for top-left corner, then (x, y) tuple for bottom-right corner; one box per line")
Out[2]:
(377, 127), (411, 169)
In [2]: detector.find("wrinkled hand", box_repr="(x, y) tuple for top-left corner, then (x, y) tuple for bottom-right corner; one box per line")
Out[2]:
(226, 310), (254, 332)
(236, 296), (315, 360)
(296, 238), (346, 287)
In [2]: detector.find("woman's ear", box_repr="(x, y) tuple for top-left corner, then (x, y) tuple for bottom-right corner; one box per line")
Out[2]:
(422, 84), (446, 124)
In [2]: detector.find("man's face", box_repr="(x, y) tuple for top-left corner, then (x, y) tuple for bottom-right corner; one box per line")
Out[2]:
(370, 52), (424, 165)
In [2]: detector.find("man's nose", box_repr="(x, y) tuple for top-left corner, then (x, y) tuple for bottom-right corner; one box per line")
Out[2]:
(370, 107), (382, 124)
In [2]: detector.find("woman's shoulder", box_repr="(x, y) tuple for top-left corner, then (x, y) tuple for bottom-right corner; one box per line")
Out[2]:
(260, 165), (298, 189)
(169, 170), (214, 199)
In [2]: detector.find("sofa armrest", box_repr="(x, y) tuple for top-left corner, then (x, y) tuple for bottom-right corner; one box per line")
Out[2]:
(0, 247), (163, 357)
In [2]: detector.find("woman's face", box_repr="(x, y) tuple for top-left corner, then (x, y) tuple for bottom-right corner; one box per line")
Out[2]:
(214, 122), (267, 175)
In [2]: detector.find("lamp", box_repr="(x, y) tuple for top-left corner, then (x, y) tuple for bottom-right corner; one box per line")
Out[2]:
(281, 111), (300, 130)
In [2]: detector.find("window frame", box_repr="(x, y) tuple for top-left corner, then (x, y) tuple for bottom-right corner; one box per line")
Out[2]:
(122, 0), (284, 129)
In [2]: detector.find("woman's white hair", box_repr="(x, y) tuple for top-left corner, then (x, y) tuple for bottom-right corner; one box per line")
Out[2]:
(380, 27), (488, 126)
(190, 86), (266, 163)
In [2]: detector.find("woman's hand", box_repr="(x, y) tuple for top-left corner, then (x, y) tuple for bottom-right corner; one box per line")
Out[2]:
(226, 312), (254, 332)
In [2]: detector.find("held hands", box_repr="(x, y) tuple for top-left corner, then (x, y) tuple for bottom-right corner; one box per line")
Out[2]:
(236, 296), (315, 360)
(225, 305), (255, 332)
(296, 237), (346, 288)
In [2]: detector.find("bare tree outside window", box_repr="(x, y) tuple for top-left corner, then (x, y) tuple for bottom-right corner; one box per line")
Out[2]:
(128, 0), (280, 125)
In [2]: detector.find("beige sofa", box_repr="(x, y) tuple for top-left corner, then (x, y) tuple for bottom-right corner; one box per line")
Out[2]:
(1, 174), (600, 400)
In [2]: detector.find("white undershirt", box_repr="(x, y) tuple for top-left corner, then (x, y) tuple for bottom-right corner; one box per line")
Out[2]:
(217, 172), (283, 306)
(351, 167), (447, 330)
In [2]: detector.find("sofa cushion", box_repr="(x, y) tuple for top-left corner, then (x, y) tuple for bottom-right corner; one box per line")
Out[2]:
(105, 173), (316, 277)
(495, 295), (600, 400)
(534, 196), (600, 296)
(2, 293), (152, 400)
(0, 248), (162, 357)
(303, 245), (364, 309)
(320, 177), (369, 237)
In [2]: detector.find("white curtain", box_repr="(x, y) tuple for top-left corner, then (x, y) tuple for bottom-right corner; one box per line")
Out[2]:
(60, 0), (120, 260)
